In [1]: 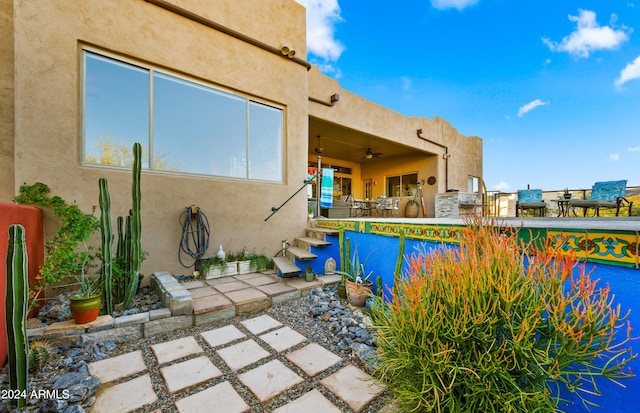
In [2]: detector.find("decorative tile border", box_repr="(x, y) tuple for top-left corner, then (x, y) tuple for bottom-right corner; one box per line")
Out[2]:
(548, 229), (639, 267)
(317, 220), (639, 269)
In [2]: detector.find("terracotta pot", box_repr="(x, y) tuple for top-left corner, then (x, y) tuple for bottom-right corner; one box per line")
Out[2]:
(345, 279), (373, 307)
(405, 201), (420, 218)
(69, 295), (101, 324)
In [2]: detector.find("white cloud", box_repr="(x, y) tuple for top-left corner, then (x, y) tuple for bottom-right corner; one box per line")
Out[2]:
(494, 181), (509, 191)
(615, 55), (640, 88)
(517, 99), (549, 117)
(609, 153), (620, 160)
(401, 76), (412, 92)
(629, 145), (640, 152)
(542, 9), (629, 58)
(295, 0), (345, 72)
(431, 0), (479, 11)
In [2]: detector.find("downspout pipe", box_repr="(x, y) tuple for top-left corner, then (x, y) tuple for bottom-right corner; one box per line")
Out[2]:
(144, 0), (312, 71)
(417, 128), (449, 191)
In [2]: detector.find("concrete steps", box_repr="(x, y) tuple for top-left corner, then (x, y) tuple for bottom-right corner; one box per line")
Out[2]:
(272, 256), (302, 277)
(272, 226), (335, 278)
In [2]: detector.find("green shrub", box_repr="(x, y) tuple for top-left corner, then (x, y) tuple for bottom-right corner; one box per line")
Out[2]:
(370, 218), (636, 412)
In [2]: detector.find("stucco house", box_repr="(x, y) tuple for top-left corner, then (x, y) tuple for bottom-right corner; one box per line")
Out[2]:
(1, 0), (482, 277)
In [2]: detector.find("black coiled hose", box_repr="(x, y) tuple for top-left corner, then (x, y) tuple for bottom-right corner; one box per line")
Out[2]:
(178, 205), (210, 269)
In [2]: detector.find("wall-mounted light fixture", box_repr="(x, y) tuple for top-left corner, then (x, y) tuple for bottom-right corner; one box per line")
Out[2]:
(309, 93), (340, 107)
(280, 45), (296, 58)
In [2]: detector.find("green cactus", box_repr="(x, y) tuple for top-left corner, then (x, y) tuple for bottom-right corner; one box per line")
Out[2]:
(6, 224), (29, 408)
(393, 228), (406, 294)
(376, 275), (383, 298)
(122, 142), (142, 309)
(99, 178), (113, 314)
(28, 340), (52, 371)
(99, 142), (143, 312)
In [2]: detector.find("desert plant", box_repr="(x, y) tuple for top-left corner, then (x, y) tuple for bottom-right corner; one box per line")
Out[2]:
(72, 256), (101, 299)
(5, 224), (29, 408)
(370, 217), (637, 412)
(13, 182), (99, 307)
(98, 177), (113, 314)
(334, 242), (375, 284)
(28, 340), (53, 372)
(98, 142), (143, 312)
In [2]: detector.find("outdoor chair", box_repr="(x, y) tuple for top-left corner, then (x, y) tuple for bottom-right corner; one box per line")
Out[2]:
(374, 196), (387, 217)
(515, 189), (546, 217)
(351, 199), (369, 217)
(384, 197), (400, 217)
(569, 180), (633, 216)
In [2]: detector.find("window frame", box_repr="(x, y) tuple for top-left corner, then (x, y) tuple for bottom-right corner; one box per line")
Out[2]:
(81, 48), (285, 183)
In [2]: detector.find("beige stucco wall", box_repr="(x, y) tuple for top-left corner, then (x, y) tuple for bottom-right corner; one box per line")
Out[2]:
(0, 0), (15, 201)
(308, 68), (483, 207)
(8, 0), (309, 277)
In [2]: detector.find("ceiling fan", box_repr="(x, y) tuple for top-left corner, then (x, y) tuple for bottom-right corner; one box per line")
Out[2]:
(314, 136), (324, 154)
(361, 147), (383, 159)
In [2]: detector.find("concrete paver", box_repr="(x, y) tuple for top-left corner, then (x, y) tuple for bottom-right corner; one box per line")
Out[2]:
(320, 365), (385, 413)
(259, 326), (306, 352)
(175, 381), (249, 413)
(201, 324), (246, 348)
(255, 282), (298, 298)
(88, 350), (146, 384)
(216, 339), (271, 371)
(92, 374), (157, 412)
(188, 286), (219, 299)
(151, 336), (203, 365)
(285, 343), (342, 376)
(272, 389), (342, 413)
(192, 293), (233, 314)
(160, 355), (222, 394)
(240, 314), (282, 334)
(238, 359), (304, 402)
(242, 275), (279, 286)
(213, 280), (251, 293)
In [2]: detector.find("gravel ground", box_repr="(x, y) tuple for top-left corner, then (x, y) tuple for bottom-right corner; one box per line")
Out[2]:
(3, 285), (392, 412)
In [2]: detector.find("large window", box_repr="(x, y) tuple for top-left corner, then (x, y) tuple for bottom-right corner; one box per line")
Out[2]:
(83, 51), (283, 182)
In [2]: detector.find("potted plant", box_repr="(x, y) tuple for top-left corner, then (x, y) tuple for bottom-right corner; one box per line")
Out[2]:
(235, 248), (270, 274)
(305, 265), (315, 282)
(335, 244), (376, 306)
(202, 245), (238, 279)
(69, 255), (102, 324)
(563, 188), (572, 199)
(405, 196), (420, 218)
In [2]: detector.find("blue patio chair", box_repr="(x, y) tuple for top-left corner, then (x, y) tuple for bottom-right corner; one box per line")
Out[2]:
(569, 180), (633, 216)
(516, 189), (546, 217)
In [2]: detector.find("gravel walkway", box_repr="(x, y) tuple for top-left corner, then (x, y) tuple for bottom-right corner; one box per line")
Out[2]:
(1, 285), (392, 412)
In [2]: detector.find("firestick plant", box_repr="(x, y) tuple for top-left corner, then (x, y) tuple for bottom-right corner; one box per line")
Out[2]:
(370, 217), (637, 412)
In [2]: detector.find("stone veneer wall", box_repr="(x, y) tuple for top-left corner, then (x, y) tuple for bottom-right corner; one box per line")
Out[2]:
(435, 192), (479, 218)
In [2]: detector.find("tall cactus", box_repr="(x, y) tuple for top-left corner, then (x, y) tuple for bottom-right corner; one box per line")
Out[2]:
(99, 178), (113, 314)
(98, 142), (143, 312)
(6, 224), (29, 408)
(393, 228), (406, 295)
(123, 142), (142, 308)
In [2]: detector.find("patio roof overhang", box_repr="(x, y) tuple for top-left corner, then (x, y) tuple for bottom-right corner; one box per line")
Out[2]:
(308, 117), (434, 164)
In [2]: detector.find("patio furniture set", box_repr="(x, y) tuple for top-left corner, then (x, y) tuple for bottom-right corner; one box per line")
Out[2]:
(350, 196), (400, 218)
(516, 180), (634, 218)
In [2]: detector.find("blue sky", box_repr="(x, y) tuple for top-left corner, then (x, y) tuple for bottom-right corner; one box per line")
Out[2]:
(295, 0), (640, 192)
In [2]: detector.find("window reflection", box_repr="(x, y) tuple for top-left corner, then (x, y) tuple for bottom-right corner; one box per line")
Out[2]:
(83, 51), (283, 182)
